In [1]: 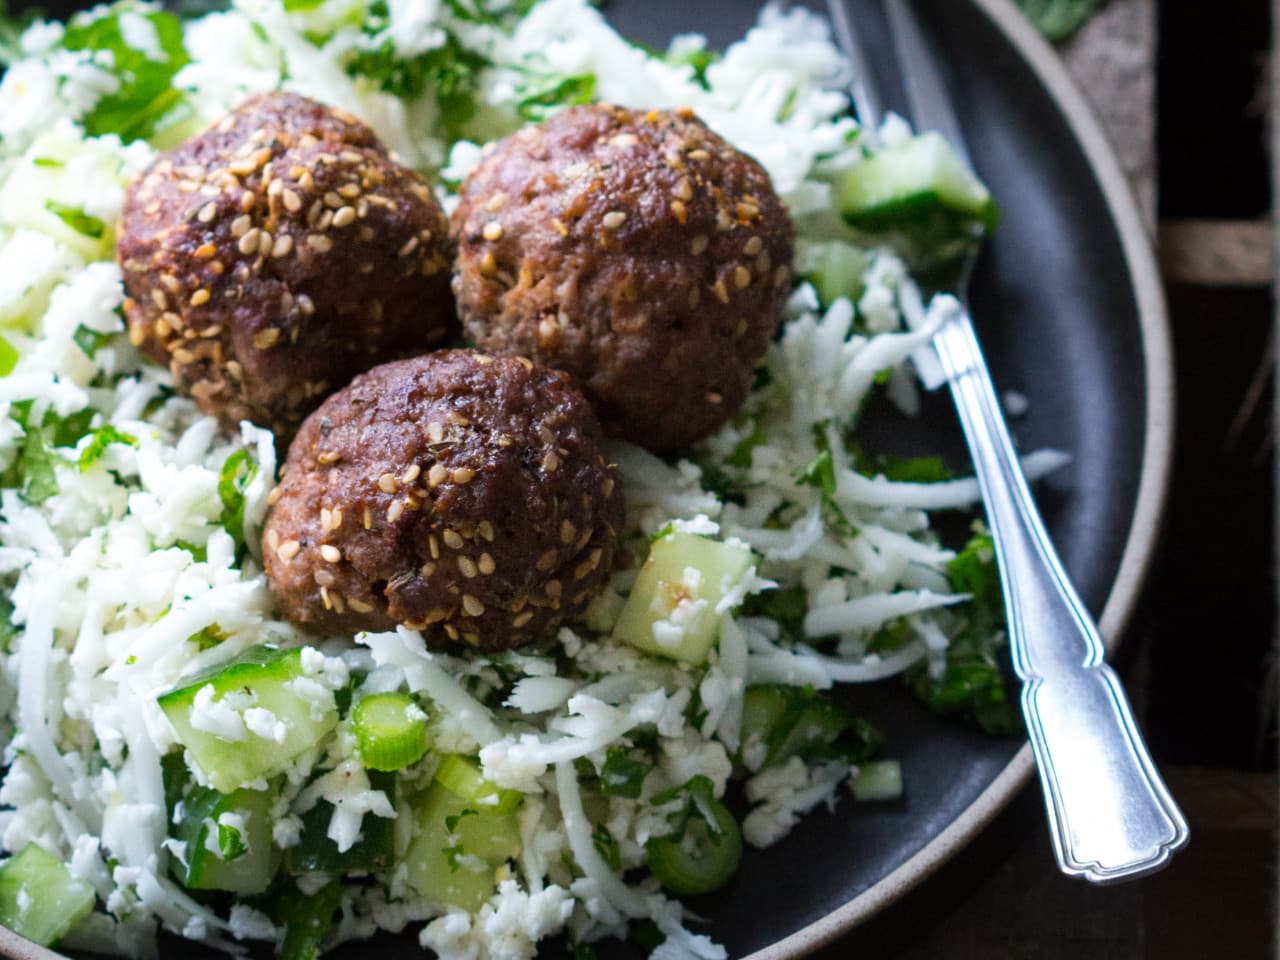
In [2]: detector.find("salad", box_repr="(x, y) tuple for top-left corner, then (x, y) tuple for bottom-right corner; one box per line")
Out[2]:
(0, 1), (1063, 958)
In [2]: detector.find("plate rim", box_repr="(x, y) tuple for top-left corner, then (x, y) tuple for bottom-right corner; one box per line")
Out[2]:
(748, 1), (1174, 957)
(0, 1), (1173, 959)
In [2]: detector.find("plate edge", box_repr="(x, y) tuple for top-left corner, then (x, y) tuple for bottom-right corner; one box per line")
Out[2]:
(747, 1), (1175, 957)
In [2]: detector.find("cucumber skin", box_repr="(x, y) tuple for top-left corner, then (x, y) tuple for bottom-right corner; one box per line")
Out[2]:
(613, 532), (755, 665)
(836, 132), (1000, 233)
(158, 646), (338, 793)
(173, 785), (277, 895)
(0, 844), (95, 946)
(286, 770), (397, 875)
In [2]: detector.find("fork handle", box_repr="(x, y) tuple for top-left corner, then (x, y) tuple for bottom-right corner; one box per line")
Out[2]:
(933, 307), (1188, 882)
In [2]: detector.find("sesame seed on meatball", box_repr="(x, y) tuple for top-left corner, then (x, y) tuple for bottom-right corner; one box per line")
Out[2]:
(451, 104), (794, 452)
(262, 350), (623, 652)
(117, 92), (454, 437)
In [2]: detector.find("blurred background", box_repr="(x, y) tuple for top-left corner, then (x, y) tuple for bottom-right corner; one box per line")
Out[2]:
(827, 1), (1279, 956)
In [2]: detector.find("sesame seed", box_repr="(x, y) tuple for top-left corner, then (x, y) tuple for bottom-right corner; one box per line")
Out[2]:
(332, 206), (356, 229)
(714, 279), (730, 303)
(387, 500), (405, 522)
(478, 553), (496, 575)
(426, 607), (448, 624)
(443, 530), (464, 550)
(734, 265), (752, 289)
(429, 534), (440, 559)
(340, 183), (362, 199)
(542, 451), (560, 473)
(444, 623), (460, 641)
(402, 464), (421, 484)
(197, 202), (217, 223)
(230, 215), (251, 237)
(421, 562), (437, 577)
(560, 519), (577, 544)
(194, 243), (217, 260)
(479, 252), (498, 276)
(307, 234), (334, 253)
(551, 217), (569, 237)
(688, 148), (711, 161)
(277, 540), (301, 561)
(485, 192), (507, 212)
(272, 234), (294, 258)
(706, 391), (723, 404)
(151, 289), (168, 310)
(398, 236), (419, 258)
(756, 250), (772, 274)
(320, 586), (332, 610)
(252, 328), (280, 350)
(427, 463), (448, 488)
(458, 556), (478, 578)
(536, 549), (557, 572)
(545, 580), (562, 599)
(744, 236), (763, 256)
(296, 294), (316, 315)
(190, 289), (211, 307)
(363, 505), (373, 529)
(737, 201), (759, 220)
(348, 597), (374, 613)
(482, 221), (504, 241)
(512, 611), (533, 628)
(478, 521), (495, 542)
(670, 200), (687, 223)
(602, 476), (615, 497)
(451, 467), (476, 484)
(378, 473), (398, 494)
(574, 560), (593, 580)
(462, 595), (485, 617)
(172, 348), (195, 365)
(324, 191), (343, 208)
(691, 235), (709, 255)
(282, 189), (302, 213)
(676, 178), (693, 201)
(426, 421), (445, 443)
(268, 486), (283, 505)
(238, 229), (261, 255)
(602, 210), (627, 230)
(320, 545), (342, 563)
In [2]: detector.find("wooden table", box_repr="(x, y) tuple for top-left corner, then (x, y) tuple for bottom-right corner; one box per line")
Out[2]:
(815, 3), (1279, 956)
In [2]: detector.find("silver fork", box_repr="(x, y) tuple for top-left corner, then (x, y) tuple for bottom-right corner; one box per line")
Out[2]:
(827, 0), (1188, 882)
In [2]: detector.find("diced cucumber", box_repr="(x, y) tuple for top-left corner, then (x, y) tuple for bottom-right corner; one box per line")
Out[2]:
(274, 881), (342, 960)
(286, 770), (396, 875)
(850, 760), (904, 802)
(0, 844), (95, 947)
(739, 685), (881, 770)
(613, 531), (755, 665)
(172, 784), (276, 895)
(836, 132), (999, 233)
(158, 646), (338, 793)
(404, 760), (523, 912)
(798, 239), (869, 306)
(433, 754), (522, 814)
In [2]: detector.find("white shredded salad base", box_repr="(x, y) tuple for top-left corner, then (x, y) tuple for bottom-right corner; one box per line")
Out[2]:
(0, 1), (1064, 958)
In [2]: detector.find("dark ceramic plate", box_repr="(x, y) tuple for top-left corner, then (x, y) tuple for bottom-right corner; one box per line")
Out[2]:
(2, 1), (1170, 959)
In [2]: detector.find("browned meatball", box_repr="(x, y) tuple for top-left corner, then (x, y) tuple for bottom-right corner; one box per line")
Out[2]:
(117, 92), (454, 436)
(262, 350), (623, 651)
(451, 104), (793, 452)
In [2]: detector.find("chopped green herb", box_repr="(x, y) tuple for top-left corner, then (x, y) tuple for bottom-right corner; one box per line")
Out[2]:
(907, 528), (1021, 734)
(77, 425), (137, 471)
(592, 823), (621, 871)
(19, 424), (58, 505)
(72, 324), (113, 360)
(216, 820), (247, 862)
(742, 583), (807, 641)
(599, 745), (650, 799)
(217, 448), (257, 547)
(44, 201), (105, 240)
(274, 881), (343, 960)
(1015, 0), (1103, 42)
(665, 44), (719, 89)
(32, 157), (63, 168)
(282, 0), (327, 10)
(62, 8), (192, 143)
(186, 625), (226, 651)
(516, 73), (596, 121)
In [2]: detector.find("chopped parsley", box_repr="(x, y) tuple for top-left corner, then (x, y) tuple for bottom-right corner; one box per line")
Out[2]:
(77, 425), (137, 471)
(44, 201), (105, 240)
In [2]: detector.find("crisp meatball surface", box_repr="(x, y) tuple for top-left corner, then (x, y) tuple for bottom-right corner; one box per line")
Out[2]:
(117, 92), (453, 436)
(452, 104), (793, 452)
(263, 350), (623, 651)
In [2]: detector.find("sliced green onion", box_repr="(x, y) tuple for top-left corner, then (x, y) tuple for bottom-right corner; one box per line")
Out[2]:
(433, 753), (522, 814)
(352, 692), (429, 772)
(645, 776), (742, 895)
(850, 760), (903, 802)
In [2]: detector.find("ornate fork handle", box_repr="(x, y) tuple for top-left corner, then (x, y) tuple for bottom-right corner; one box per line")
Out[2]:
(933, 307), (1189, 882)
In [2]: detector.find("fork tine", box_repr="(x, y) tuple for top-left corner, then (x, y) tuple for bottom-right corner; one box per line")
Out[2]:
(883, 0), (975, 167)
(824, 0), (886, 133)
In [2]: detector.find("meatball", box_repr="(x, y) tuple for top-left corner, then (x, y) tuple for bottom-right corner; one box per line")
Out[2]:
(262, 350), (623, 651)
(452, 104), (793, 452)
(117, 91), (454, 436)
